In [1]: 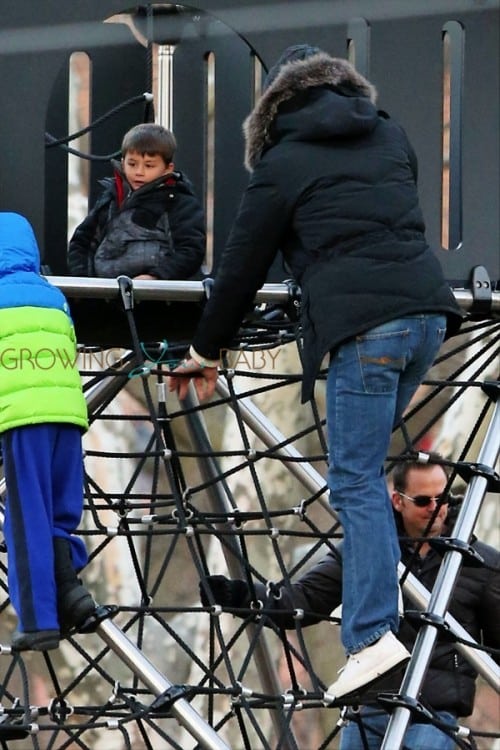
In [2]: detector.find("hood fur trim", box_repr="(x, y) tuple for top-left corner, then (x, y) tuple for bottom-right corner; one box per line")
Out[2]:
(243, 53), (377, 171)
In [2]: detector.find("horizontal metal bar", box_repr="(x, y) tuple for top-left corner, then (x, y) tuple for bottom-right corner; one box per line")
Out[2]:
(49, 276), (500, 313)
(51, 276), (292, 303)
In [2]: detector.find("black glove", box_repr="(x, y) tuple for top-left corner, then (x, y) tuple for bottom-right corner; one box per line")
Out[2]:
(200, 575), (249, 608)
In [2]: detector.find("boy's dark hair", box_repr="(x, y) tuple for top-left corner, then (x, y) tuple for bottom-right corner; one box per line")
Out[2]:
(121, 123), (177, 164)
(392, 452), (450, 493)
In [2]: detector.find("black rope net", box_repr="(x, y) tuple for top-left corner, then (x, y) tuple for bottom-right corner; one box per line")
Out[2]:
(0, 306), (499, 750)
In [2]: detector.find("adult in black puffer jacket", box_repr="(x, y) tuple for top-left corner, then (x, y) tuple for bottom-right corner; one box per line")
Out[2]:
(170, 45), (465, 702)
(176, 46), (463, 397)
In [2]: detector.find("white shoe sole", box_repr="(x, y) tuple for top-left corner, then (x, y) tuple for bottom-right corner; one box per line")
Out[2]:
(324, 646), (410, 702)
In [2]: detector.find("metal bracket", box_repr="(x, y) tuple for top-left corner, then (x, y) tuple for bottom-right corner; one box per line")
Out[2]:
(454, 460), (500, 491)
(404, 610), (456, 642)
(117, 275), (134, 311)
(469, 265), (492, 316)
(149, 684), (196, 714)
(481, 380), (499, 403)
(284, 278), (302, 322)
(202, 277), (214, 300)
(77, 604), (118, 634)
(378, 692), (446, 725)
(427, 537), (486, 567)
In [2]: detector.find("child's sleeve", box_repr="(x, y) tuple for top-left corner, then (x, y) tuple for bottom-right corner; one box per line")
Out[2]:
(158, 186), (206, 279)
(67, 207), (102, 276)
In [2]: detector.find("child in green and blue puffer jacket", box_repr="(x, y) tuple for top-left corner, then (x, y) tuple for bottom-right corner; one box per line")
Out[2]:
(0, 212), (96, 651)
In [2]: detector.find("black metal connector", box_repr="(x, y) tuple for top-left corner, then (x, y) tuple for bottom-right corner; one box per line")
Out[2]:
(150, 684), (196, 714)
(454, 461), (500, 491)
(469, 265), (492, 316)
(117, 275), (135, 311)
(77, 604), (119, 634)
(404, 610), (456, 642)
(428, 537), (486, 567)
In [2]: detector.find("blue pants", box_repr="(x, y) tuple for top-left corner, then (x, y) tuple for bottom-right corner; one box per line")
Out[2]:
(339, 707), (457, 749)
(2, 424), (87, 632)
(327, 315), (446, 654)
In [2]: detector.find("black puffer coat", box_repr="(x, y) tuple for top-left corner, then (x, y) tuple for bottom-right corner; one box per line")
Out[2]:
(68, 166), (205, 280)
(191, 53), (464, 400)
(247, 530), (500, 717)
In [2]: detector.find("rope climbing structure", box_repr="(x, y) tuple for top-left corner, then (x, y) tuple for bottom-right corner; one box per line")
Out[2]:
(0, 278), (498, 750)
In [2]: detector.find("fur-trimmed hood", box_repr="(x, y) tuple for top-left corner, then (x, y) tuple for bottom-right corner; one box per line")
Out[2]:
(243, 53), (378, 170)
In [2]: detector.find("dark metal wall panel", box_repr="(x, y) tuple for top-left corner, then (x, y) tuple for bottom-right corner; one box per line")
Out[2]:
(0, 47), (66, 237)
(461, 12), (499, 282)
(43, 25), (149, 272)
(369, 16), (445, 241)
(44, 60), (71, 274)
(1, 1), (498, 288)
(173, 30), (256, 274)
(85, 43), (150, 205)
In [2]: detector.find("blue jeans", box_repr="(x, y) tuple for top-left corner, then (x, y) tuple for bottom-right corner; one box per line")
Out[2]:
(327, 315), (446, 654)
(339, 708), (457, 749)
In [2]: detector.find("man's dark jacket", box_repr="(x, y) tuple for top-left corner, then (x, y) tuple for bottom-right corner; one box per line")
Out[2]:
(245, 526), (500, 717)
(68, 167), (205, 280)
(191, 53), (463, 400)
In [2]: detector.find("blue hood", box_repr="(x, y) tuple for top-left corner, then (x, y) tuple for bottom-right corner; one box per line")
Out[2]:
(0, 212), (70, 315)
(0, 212), (41, 274)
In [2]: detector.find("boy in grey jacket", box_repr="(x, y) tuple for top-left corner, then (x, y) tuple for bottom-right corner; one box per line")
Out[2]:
(68, 123), (206, 280)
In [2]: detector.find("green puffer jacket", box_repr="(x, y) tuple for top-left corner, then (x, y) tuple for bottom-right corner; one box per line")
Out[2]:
(0, 212), (88, 433)
(0, 306), (88, 433)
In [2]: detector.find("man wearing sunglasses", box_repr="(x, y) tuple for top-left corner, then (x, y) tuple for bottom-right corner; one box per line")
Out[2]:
(201, 455), (500, 749)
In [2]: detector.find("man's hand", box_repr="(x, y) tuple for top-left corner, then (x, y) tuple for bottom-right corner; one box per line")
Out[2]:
(168, 357), (218, 401)
(199, 575), (250, 608)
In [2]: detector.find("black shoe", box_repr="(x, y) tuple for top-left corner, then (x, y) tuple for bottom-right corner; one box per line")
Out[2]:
(12, 629), (60, 652)
(58, 585), (97, 633)
(53, 537), (97, 633)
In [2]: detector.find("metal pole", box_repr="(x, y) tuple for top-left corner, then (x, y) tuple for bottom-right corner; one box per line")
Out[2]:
(381, 400), (500, 750)
(96, 618), (231, 750)
(50, 276), (293, 303)
(182, 387), (299, 750)
(214, 380), (330, 506)
(182, 388), (246, 568)
(48, 276), (500, 313)
(84, 349), (136, 415)
(157, 44), (175, 130)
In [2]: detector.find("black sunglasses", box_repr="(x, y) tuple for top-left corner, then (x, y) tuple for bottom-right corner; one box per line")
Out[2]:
(397, 491), (448, 508)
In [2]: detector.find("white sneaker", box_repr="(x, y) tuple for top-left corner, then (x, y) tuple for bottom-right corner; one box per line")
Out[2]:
(324, 631), (410, 703)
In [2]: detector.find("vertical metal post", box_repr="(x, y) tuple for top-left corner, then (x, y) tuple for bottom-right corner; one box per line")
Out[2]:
(402, 568), (499, 688)
(156, 44), (175, 129)
(381, 401), (499, 750)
